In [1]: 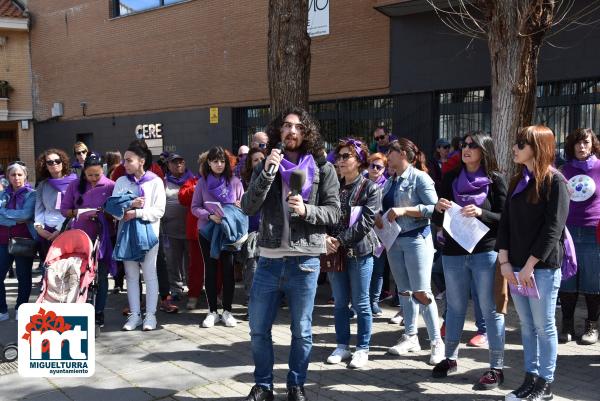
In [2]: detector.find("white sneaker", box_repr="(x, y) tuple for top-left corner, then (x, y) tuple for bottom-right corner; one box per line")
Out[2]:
(0, 312), (9, 322)
(389, 311), (403, 325)
(142, 313), (157, 331)
(186, 297), (198, 310)
(202, 312), (220, 328)
(122, 313), (142, 331)
(326, 346), (352, 364)
(429, 339), (445, 365)
(388, 334), (421, 355)
(221, 310), (237, 327)
(348, 350), (369, 369)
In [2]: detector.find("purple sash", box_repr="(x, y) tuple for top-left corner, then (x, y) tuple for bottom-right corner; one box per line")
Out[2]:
(166, 169), (194, 187)
(452, 167), (491, 207)
(126, 171), (159, 197)
(568, 155), (599, 173)
(511, 168), (532, 198)
(5, 183), (33, 209)
(278, 154), (316, 202)
(206, 174), (236, 204)
(47, 174), (78, 194)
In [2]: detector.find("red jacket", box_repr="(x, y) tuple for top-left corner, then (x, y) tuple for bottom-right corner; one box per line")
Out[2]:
(178, 176), (199, 241)
(110, 162), (165, 181)
(441, 151), (461, 175)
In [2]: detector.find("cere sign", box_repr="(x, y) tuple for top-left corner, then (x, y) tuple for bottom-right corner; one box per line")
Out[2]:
(135, 122), (163, 156)
(307, 0), (329, 38)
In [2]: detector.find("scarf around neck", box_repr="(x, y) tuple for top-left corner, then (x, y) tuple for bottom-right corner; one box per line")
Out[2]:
(278, 153), (316, 201)
(126, 171), (159, 197)
(206, 173), (236, 204)
(568, 154), (599, 173)
(47, 173), (78, 194)
(166, 169), (194, 187)
(6, 183), (33, 209)
(452, 167), (492, 207)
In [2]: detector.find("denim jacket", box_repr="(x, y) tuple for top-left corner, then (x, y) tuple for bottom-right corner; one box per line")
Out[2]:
(0, 189), (38, 240)
(381, 165), (437, 232)
(241, 156), (340, 253)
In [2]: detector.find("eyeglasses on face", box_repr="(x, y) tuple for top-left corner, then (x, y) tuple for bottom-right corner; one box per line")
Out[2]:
(369, 163), (384, 171)
(337, 152), (353, 161)
(375, 135), (387, 141)
(460, 142), (480, 150)
(515, 139), (529, 150)
(45, 159), (62, 166)
(440, 145), (451, 150)
(258, 143), (267, 149)
(282, 122), (305, 132)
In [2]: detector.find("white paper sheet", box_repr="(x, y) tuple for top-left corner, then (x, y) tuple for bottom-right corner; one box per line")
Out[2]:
(76, 208), (97, 219)
(373, 210), (401, 251)
(442, 201), (490, 253)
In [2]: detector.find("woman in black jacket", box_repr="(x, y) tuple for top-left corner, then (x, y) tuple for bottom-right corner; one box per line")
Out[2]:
(324, 138), (381, 370)
(498, 125), (570, 401)
(431, 132), (507, 389)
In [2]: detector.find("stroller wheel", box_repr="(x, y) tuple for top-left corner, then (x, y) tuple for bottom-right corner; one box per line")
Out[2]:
(3, 343), (18, 362)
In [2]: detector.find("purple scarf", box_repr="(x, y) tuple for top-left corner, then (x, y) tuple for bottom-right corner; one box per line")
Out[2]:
(452, 167), (492, 207)
(512, 167), (532, 198)
(126, 171), (159, 197)
(5, 183), (33, 209)
(365, 172), (387, 188)
(206, 174), (236, 204)
(344, 138), (366, 163)
(71, 161), (82, 170)
(279, 154), (316, 201)
(166, 169), (194, 187)
(47, 173), (78, 194)
(568, 155), (599, 173)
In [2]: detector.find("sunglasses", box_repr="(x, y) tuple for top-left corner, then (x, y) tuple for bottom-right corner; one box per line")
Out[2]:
(258, 143), (267, 149)
(337, 152), (353, 161)
(441, 145), (451, 150)
(45, 158), (62, 166)
(375, 135), (387, 141)
(460, 142), (479, 150)
(369, 163), (384, 171)
(75, 150), (88, 155)
(515, 139), (529, 150)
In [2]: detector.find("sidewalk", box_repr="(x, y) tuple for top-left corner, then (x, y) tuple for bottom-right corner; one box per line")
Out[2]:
(0, 269), (598, 401)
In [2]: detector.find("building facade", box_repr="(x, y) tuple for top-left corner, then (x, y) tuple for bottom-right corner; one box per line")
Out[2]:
(0, 0), (33, 172)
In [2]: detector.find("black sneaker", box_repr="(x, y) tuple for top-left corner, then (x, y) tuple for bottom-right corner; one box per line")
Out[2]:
(287, 386), (307, 401)
(95, 312), (105, 328)
(244, 385), (274, 401)
(505, 372), (538, 401)
(432, 358), (457, 378)
(473, 368), (503, 390)
(524, 377), (553, 401)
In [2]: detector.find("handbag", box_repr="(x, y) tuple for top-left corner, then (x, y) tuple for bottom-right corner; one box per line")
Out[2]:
(319, 178), (368, 273)
(8, 237), (38, 258)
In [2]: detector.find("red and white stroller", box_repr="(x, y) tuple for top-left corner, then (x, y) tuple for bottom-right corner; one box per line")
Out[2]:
(36, 229), (99, 306)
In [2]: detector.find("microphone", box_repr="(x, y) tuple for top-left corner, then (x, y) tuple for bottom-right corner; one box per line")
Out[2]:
(266, 142), (285, 175)
(289, 170), (306, 218)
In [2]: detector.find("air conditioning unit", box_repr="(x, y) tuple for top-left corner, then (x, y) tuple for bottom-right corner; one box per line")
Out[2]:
(51, 102), (64, 118)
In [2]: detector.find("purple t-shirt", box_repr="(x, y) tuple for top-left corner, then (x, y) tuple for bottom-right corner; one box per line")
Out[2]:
(562, 160), (600, 227)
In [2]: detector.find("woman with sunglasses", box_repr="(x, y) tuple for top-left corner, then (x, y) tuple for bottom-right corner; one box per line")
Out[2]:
(377, 139), (444, 365)
(558, 128), (600, 345)
(34, 149), (77, 277)
(498, 126), (569, 401)
(325, 139), (381, 369)
(430, 133), (507, 390)
(365, 153), (388, 317)
(61, 153), (116, 327)
(0, 162), (36, 322)
(72, 141), (89, 176)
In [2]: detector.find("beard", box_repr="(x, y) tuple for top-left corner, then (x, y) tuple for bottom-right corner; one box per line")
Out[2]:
(283, 136), (302, 152)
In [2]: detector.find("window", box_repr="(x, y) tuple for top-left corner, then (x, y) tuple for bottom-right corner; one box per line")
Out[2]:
(111, 0), (188, 18)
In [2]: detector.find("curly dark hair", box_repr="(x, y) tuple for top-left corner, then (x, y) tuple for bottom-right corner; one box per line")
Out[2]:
(36, 148), (71, 180)
(241, 148), (265, 185)
(201, 146), (232, 181)
(266, 107), (324, 158)
(565, 128), (600, 161)
(335, 138), (369, 170)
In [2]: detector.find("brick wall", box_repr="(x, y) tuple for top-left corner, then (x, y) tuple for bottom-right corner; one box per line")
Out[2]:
(0, 29), (32, 113)
(28, 0), (389, 121)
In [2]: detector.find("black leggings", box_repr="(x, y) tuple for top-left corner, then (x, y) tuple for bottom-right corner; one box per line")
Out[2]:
(559, 292), (600, 322)
(199, 236), (234, 312)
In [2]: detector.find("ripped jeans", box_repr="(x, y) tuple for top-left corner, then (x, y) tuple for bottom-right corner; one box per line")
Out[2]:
(249, 255), (320, 389)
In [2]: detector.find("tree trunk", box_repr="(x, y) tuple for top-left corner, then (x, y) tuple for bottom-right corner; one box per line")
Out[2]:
(486, 0), (556, 176)
(268, 0), (311, 118)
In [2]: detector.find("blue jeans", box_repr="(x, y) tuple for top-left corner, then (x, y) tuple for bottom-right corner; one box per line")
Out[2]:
(249, 256), (320, 389)
(511, 267), (561, 382)
(560, 225), (600, 294)
(472, 282), (487, 334)
(0, 244), (34, 313)
(369, 251), (386, 304)
(329, 255), (373, 351)
(442, 251), (505, 368)
(387, 233), (440, 341)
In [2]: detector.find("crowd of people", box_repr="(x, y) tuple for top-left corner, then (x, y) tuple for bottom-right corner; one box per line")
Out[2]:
(0, 107), (598, 401)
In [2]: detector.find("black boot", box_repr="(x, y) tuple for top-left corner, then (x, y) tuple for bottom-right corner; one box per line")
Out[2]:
(506, 372), (537, 401)
(287, 386), (307, 401)
(558, 318), (575, 344)
(580, 319), (599, 345)
(244, 385), (274, 401)
(524, 377), (553, 401)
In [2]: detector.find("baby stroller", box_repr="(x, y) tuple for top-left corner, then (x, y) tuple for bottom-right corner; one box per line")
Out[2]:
(36, 229), (99, 309)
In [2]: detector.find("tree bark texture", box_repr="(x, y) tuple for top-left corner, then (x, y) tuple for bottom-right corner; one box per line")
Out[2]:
(484, 0), (556, 175)
(268, 0), (311, 118)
